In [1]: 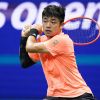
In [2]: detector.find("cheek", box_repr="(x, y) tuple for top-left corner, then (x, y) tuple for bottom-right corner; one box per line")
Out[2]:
(53, 26), (61, 32)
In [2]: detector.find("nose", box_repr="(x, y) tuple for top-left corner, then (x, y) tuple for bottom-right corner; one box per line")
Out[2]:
(46, 22), (51, 28)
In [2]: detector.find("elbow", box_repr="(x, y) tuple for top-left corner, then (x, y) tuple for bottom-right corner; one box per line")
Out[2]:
(19, 54), (34, 68)
(20, 59), (30, 68)
(20, 54), (36, 68)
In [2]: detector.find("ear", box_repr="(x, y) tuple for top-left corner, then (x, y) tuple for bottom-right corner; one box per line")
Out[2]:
(60, 22), (64, 29)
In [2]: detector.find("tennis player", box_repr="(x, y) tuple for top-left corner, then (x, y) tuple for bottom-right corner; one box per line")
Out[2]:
(20, 5), (96, 100)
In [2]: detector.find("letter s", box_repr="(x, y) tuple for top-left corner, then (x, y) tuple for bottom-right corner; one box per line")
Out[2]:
(0, 2), (8, 28)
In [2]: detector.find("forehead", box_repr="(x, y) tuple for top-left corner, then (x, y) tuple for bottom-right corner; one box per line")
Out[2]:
(42, 16), (59, 20)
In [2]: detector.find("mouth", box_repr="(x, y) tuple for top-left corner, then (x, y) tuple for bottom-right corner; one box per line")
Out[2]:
(45, 30), (52, 33)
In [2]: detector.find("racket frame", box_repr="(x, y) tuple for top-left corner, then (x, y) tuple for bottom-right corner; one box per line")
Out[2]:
(63, 16), (100, 46)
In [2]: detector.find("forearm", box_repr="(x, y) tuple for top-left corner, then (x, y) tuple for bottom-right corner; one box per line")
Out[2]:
(26, 35), (49, 53)
(19, 37), (36, 68)
(26, 36), (38, 53)
(19, 24), (42, 68)
(26, 29), (42, 53)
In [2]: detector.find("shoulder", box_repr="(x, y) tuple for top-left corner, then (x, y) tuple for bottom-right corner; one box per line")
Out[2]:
(56, 33), (73, 42)
(57, 34), (74, 46)
(45, 34), (69, 47)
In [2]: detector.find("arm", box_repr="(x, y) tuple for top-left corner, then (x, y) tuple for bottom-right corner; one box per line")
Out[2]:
(20, 37), (36, 68)
(26, 24), (49, 53)
(26, 36), (49, 53)
(19, 25), (37, 68)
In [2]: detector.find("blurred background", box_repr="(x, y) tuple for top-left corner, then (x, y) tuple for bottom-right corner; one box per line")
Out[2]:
(0, 0), (100, 99)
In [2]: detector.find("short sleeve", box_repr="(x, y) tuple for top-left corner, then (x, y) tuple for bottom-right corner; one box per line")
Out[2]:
(44, 35), (74, 56)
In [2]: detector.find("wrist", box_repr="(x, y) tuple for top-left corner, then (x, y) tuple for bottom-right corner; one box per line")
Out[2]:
(29, 28), (39, 38)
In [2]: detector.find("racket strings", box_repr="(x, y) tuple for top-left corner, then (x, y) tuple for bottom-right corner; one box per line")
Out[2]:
(87, 21), (98, 41)
(64, 17), (99, 45)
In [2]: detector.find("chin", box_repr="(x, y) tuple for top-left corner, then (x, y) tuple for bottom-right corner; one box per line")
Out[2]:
(45, 32), (51, 36)
(45, 34), (53, 38)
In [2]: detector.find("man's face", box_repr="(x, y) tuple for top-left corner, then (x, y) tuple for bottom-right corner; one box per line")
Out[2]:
(42, 16), (63, 38)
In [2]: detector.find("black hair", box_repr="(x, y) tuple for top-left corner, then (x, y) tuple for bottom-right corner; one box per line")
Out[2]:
(42, 5), (65, 23)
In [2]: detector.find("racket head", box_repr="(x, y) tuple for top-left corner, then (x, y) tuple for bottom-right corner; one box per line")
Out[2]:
(63, 16), (100, 46)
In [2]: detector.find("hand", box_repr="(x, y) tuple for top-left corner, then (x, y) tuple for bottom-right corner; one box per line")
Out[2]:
(31, 24), (43, 34)
(21, 24), (43, 37)
(21, 24), (32, 37)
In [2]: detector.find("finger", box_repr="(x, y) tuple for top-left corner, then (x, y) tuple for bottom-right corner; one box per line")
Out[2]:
(23, 25), (31, 32)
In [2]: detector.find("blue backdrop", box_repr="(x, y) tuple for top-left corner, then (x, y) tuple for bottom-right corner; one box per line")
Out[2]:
(0, 0), (100, 99)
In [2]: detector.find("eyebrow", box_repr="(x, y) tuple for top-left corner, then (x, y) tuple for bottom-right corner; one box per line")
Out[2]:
(51, 18), (56, 21)
(43, 17), (48, 19)
(43, 16), (56, 19)
(43, 17), (57, 22)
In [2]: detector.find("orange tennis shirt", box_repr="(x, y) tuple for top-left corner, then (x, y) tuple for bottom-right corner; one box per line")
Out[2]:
(28, 32), (92, 97)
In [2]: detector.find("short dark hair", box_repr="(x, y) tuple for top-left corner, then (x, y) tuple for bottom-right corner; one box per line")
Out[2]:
(42, 5), (65, 23)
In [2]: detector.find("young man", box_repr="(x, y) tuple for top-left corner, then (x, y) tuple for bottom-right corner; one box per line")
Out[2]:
(20, 5), (96, 100)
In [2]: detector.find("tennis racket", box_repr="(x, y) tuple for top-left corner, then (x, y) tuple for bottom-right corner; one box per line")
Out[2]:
(63, 16), (100, 46)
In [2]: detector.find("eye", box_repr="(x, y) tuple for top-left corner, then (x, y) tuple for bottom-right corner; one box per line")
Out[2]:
(51, 19), (57, 24)
(43, 19), (48, 23)
(51, 21), (56, 24)
(43, 20), (47, 23)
